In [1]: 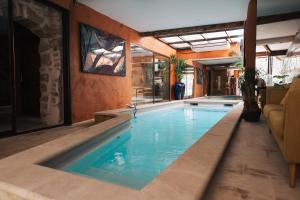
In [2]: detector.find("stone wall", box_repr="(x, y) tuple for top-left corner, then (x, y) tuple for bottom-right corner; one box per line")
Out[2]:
(0, 0), (64, 125)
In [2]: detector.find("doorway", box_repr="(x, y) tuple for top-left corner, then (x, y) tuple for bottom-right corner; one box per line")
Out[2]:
(0, 0), (71, 136)
(14, 22), (44, 131)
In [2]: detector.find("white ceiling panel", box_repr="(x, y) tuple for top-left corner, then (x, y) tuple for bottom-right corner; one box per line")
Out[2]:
(180, 34), (204, 41)
(226, 29), (244, 36)
(202, 31), (227, 39)
(160, 36), (182, 43)
(269, 42), (292, 51)
(170, 43), (190, 49)
(257, 19), (300, 40)
(78, 0), (248, 32)
(258, 0), (300, 16)
(256, 46), (266, 52)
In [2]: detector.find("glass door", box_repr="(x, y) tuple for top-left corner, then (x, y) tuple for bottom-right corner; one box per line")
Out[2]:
(154, 54), (170, 102)
(131, 44), (154, 104)
(0, 0), (13, 135)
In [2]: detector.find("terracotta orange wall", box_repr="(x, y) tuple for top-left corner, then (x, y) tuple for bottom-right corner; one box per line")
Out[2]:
(177, 43), (240, 60)
(49, 1), (175, 122)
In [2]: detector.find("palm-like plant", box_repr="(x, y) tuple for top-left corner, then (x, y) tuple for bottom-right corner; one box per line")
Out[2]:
(170, 54), (186, 82)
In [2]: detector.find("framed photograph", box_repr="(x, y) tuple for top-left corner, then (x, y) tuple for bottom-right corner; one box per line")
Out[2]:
(80, 23), (126, 76)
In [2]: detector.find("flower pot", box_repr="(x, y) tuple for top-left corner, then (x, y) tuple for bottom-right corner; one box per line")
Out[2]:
(174, 82), (185, 100)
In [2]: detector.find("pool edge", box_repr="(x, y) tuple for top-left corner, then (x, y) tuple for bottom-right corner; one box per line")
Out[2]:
(0, 102), (243, 200)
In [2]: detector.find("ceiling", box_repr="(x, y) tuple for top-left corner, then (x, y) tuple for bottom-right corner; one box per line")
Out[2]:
(158, 29), (243, 50)
(257, 0), (300, 17)
(257, 19), (300, 40)
(79, 0), (300, 33)
(78, 0), (249, 32)
(256, 19), (300, 53)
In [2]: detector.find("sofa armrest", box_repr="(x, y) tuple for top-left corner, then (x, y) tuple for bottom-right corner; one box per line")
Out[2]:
(283, 89), (300, 163)
(266, 86), (289, 105)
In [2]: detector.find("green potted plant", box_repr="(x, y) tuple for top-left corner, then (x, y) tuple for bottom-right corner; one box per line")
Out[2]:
(239, 68), (261, 121)
(170, 54), (186, 100)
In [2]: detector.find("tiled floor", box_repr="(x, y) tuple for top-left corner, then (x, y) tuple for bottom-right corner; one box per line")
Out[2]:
(0, 121), (95, 159)
(0, 117), (299, 200)
(204, 117), (300, 200)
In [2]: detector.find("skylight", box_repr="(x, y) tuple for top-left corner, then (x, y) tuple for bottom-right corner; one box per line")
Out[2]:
(170, 43), (190, 48)
(160, 36), (182, 43)
(191, 41), (208, 46)
(268, 42), (292, 51)
(208, 39), (227, 44)
(230, 37), (243, 43)
(157, 28), (245, 50)
(256, 46), (266, 52)
(202, 31), (227, 39)
(180, 34), (203, 41)
(226, 29), (244, 36)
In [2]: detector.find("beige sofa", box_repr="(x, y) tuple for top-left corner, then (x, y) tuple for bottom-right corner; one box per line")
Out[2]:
(263, 78), (300, 188)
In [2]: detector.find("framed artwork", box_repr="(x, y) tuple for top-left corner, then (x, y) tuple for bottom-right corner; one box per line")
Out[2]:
(80, 23), (126, 76)
(196, 67), (203, 85)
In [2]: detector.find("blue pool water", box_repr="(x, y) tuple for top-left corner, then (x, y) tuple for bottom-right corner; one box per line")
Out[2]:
(63, 105), (231, 189)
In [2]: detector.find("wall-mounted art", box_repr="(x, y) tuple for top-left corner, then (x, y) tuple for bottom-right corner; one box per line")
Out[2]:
(196, 66), (203, 85)
(80, 23), (126, 76)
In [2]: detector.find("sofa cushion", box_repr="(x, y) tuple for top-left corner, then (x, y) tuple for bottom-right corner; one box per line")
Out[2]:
(281, 78), (300, 105)
(269, 110), (284, 140)
(263, 104), (283, 119)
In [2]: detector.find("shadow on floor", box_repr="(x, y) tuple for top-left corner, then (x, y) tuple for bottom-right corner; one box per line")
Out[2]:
(203, 117), (300, 200)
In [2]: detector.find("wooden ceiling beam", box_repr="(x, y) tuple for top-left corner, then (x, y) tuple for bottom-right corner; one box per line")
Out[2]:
(140, 11), (300, 38)
(257, 11), (300, 25)
(256, 35), (295, 45)
(256, 50), (287, 57)
(140, 21), (244, 37)
(166, 35), (242, 45)
(270, 50), (287, 56)
(264, 44), (272, 54)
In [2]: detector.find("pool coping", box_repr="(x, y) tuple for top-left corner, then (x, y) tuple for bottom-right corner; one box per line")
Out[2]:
(0, 101), (243, 200)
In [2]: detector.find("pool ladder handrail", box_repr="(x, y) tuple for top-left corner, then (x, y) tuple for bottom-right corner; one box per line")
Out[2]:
(127, 103), (137, 118)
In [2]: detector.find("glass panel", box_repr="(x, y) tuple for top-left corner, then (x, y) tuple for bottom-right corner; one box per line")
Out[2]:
(268, 42), (292, 51)
(154, 54), (169, 103)
(170, 43), (190, 49)
(13, 0), (64, 132)
(131, 44), (170, 105)
(182, 74), (194, 98)
(160, 36), (182, 43)
(0, 0), (13, 133)
(202, 31), (227, 39)
(256, 56), (268, 81)
(226, 29), (244, 36)
(256, 45), (266, 52)
(131, 44), (154, 105)
(180, 34), (203, 41)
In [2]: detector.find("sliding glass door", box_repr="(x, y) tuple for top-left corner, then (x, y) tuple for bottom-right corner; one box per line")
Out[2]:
(154, 54), (170, 102)
(131, 44), (170, 105)
(0, 0), (13, 134)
